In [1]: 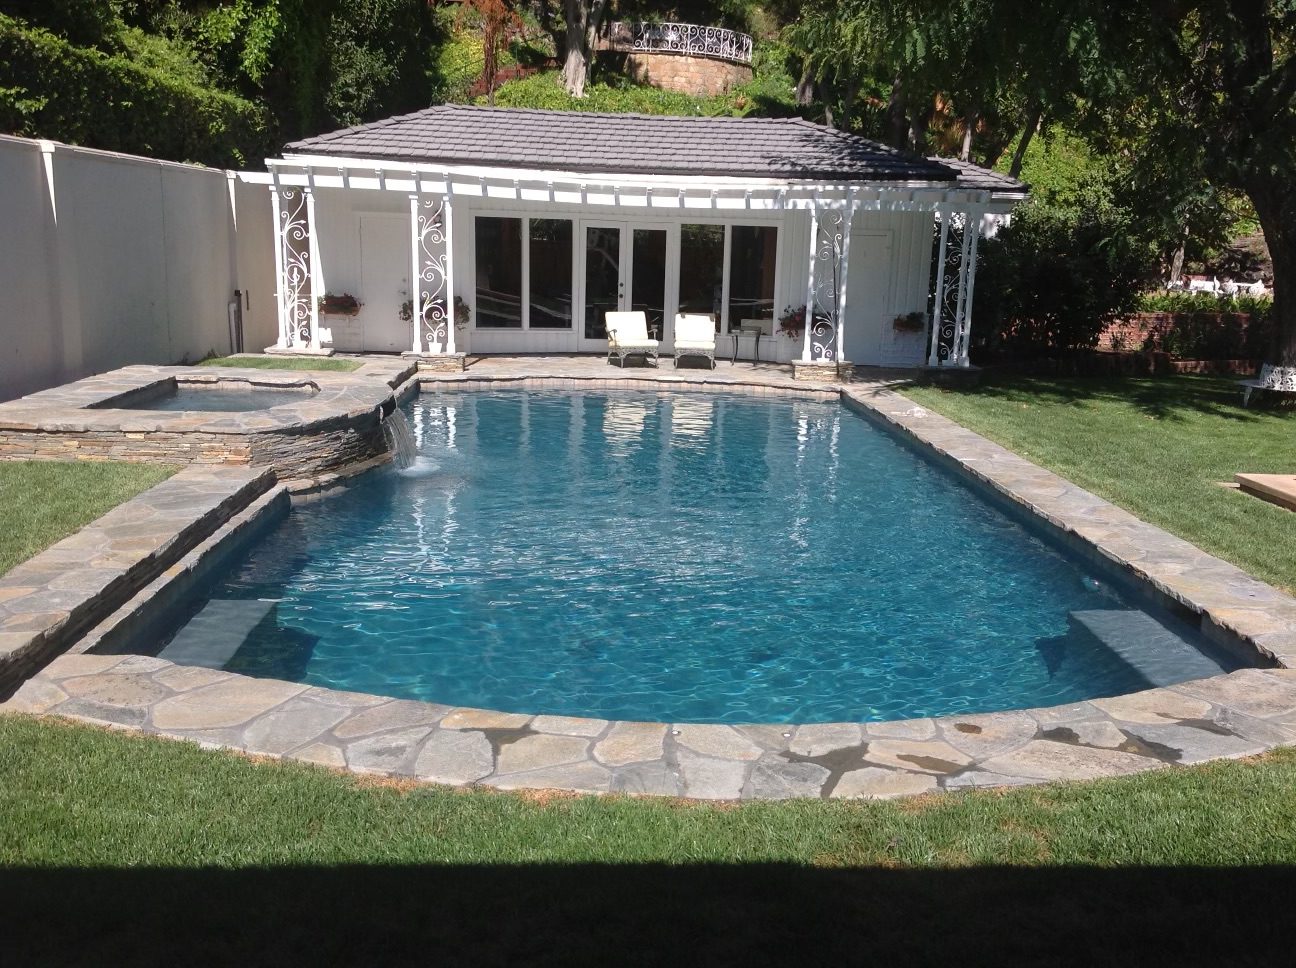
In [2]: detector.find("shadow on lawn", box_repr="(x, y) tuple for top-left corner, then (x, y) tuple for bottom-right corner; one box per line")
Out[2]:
(926, 373), (1296, 424)
(3, 862), (1293, 966)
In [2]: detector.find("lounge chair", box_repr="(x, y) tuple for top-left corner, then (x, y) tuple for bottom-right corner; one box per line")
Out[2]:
(605, 311), (659, 367)
(673, 313), (717, 368)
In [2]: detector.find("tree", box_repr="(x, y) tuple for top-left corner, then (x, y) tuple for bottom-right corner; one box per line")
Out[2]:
(1083, 3), (1295, 367)
(457, 0), (522, 104)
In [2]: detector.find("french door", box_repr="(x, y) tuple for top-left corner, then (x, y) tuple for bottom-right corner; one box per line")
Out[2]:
(579, 221), (670, 351)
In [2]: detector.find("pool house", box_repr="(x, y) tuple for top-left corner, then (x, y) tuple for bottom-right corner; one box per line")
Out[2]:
(264, 105), (1026, 369)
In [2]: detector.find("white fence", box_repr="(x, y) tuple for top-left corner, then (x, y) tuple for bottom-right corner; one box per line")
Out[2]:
(0, 135), (276, 401)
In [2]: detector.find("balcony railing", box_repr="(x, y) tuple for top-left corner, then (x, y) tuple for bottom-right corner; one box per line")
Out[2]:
(603, 21), (754, 66)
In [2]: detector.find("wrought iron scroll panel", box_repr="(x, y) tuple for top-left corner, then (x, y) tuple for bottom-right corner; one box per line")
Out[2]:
(278, 189), (312, 348)
(931, 213), (967, 364)
(810, 209), (845, 362)
(415, 197), (450, 351)
(614, 22), (753, 64)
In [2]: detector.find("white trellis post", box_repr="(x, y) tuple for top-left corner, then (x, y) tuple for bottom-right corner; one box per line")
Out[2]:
(835, 192), (858, 362)
(928, 211), (950, 366)
(409, 192), (422, 354)
(443, 190), (456, 355)
(802, 202), (818, 362)
(269, 186), (288, 349)
(949, 209), (975, 367)
(304, 188), (322, 350)
(958, 215), (982, 366)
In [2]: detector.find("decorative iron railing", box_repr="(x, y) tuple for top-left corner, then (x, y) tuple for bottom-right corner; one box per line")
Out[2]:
(604, 21), (754, 65)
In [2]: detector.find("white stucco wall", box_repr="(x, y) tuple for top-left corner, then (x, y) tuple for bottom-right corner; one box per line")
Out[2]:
(0, 135), (275, 401)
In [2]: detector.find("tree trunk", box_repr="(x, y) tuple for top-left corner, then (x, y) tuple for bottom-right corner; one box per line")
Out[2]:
(1168, 226), (1188, 286)
(886, 76), (906, 150)
(1249, 177), (1296, 366)
(560, 0), (606, 97)
(959, 110), (977, 161)
(1008, 100), (1043, 180)
(840, 79), (858, 133)
(796, 64), (815, 106)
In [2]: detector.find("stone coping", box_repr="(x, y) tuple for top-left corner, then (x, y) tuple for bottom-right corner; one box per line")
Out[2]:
(6, 654), (1296, 800)
(0, 466), (276, 695)
(2, 353), (1295, 799)
(0, 360), (415, 436)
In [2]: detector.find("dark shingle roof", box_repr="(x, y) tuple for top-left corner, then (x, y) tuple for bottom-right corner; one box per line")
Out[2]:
(284, 105), (1024, 192)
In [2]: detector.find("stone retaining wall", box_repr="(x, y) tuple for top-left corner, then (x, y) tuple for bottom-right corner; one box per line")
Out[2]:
(613, 51), (752, 96)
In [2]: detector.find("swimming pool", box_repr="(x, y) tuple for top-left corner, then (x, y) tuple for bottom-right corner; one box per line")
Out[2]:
(131, 389), (1243, 723)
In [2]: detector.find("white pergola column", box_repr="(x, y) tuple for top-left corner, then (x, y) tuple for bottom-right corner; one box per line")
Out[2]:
(957, 217), (982, 366)
(927, 212), (950, 366)
(443, 191), (456, 355)
(304, 187), (322, 350)
(409, 193), (422, 354)
(269, 186), (289, 348)
(835, 192), (858, 362)
(802, 202), (819, 362)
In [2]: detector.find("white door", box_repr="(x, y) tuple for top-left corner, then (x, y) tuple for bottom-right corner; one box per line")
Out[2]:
(359, 214), (411, 353)
(842, 231), (894, 365)
(578, 222), (671, 352)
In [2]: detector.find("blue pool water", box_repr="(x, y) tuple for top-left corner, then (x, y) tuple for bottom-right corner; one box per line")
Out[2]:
(121, 385), (315, 412)
(140, 390), (1241, 723)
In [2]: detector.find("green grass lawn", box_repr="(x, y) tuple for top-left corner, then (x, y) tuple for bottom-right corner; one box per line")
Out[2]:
(197, 354), (362, 372)
(2, 714), (1295, 964)
(903, 374), (1296, 592)
(0, 460), (175, 575)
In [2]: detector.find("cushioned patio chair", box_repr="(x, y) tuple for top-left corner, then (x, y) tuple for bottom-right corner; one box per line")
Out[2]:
(605, 311), (659, 367)
(673, 313), (717, 368)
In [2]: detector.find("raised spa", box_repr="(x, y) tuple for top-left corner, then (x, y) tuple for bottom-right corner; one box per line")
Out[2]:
(100, 381), (317, 413)
(120, 389), (1246, 724)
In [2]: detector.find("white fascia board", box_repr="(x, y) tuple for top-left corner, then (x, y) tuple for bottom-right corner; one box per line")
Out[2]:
(265, 154), (1026, 210)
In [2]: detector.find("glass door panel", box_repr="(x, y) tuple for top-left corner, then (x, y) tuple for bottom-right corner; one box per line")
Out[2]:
(584, 225), (622, 341)
(631, 228), (668, 340)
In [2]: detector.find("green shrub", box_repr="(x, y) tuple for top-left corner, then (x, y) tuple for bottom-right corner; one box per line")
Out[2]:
(975, 201), (1150, 358)
(0, 13), (268, 167)
(488, 69), (779, 117)
(1135, 290), (1272, 315)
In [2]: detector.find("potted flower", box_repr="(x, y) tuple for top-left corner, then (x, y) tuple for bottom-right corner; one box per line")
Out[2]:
(778, 304), (806, 340)
(318, 292), (361, 315)
(893, 311), (926, 332)
(400, 296), (471, 329)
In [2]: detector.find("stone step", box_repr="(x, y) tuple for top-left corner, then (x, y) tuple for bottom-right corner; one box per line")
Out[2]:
(157, 599), (276, 670)
(1068, 609), (1233, 687)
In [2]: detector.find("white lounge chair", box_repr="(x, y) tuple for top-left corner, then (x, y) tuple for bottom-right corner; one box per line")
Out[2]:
(605, 311), (659, 367)
(673, 313), (717, 368)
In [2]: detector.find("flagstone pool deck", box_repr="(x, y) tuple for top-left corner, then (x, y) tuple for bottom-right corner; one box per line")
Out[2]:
(3, 353), (1296, 800)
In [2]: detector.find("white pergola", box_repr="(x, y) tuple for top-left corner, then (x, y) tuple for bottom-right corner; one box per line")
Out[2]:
(251, 155), (1024, 367)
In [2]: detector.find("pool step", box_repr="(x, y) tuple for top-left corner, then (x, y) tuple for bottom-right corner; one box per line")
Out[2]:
(1067, 609), (1232, 687)
(157, 599), (276, 670)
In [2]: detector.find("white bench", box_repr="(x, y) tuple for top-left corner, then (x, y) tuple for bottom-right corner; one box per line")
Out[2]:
(1241, 364), (1296, 407)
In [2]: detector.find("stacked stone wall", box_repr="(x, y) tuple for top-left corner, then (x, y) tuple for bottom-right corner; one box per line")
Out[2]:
(619, 52), (752, 96)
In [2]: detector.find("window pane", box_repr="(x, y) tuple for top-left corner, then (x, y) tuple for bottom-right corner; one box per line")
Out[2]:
(632, 228), (667, 338)
(528, 218), (573, 329)
(678, 223), (725, 331)
(728, 225), (777, 332)
(475, 216), (522, 328)
(584, 225), (621, 340)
